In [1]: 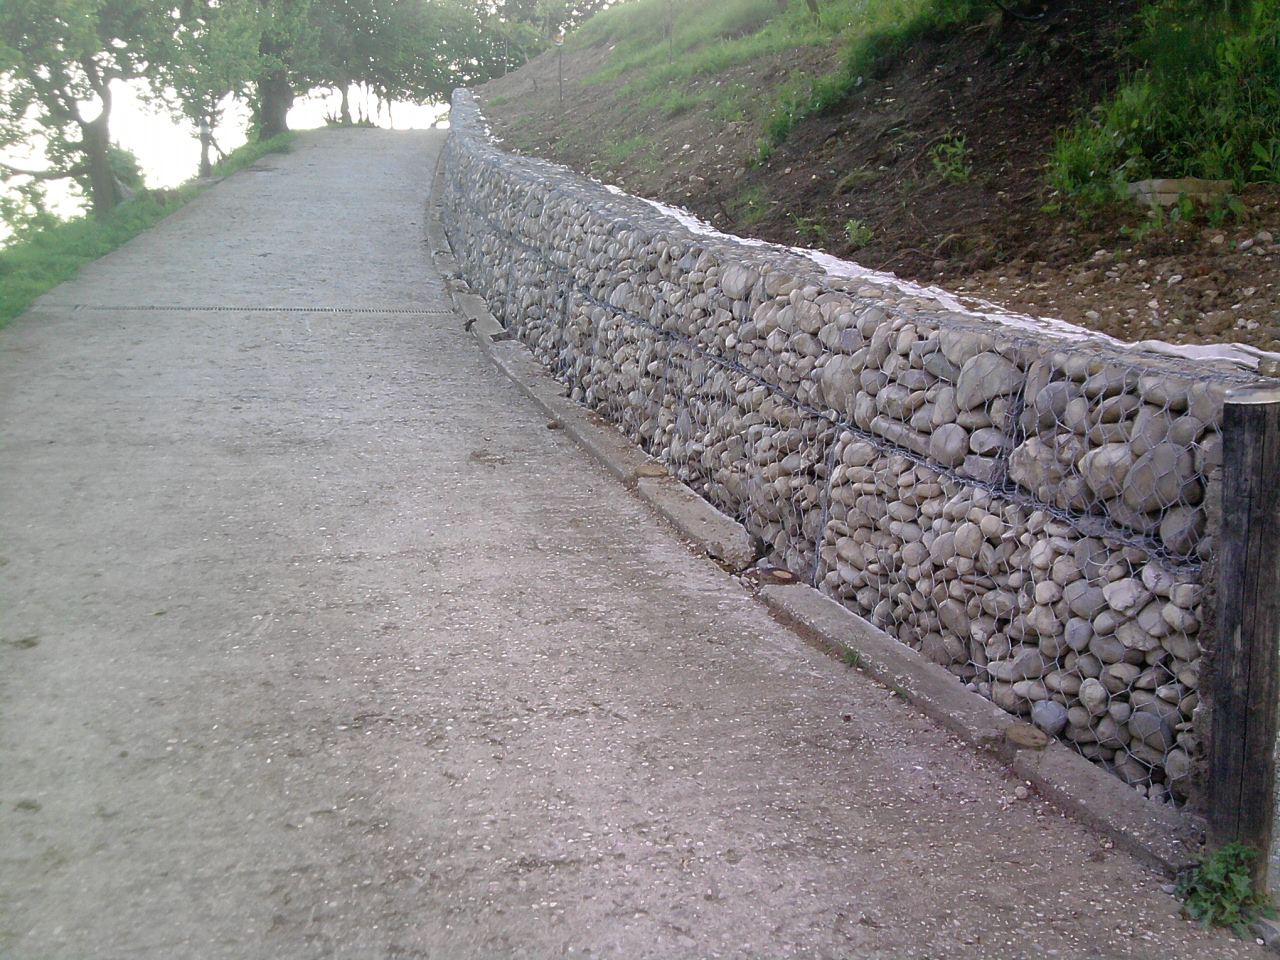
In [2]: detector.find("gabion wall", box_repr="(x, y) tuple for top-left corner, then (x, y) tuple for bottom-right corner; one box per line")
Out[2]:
(440, 89), (1268, 809)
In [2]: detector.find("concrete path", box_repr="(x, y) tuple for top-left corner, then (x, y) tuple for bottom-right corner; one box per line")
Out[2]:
(0, 129), (1258, 960)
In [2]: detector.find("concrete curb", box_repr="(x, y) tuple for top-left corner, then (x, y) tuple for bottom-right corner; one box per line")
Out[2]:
(759, 582), (1205, 877)
(426, 182), (756, 571)
(425, 156), (1203, 880)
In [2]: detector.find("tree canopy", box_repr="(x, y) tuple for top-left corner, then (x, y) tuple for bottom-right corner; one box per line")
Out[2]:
(0, 0), (164, 215)
(1, 0), (573, 222)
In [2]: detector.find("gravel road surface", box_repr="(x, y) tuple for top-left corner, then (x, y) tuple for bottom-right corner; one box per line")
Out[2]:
(0, 129), (1259, 959)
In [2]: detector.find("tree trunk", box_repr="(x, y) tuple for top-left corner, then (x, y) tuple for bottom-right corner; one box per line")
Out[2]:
(256, 70), (293, 140)
(81, 115), (121, 216)
(340, 84), (352, 125)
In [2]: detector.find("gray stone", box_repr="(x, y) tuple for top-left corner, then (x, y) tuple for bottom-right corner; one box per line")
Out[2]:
(957, 455), (1001, 483)
(1031, 699), (1069, 736)
(1094, 716), (1129, 750)
(929, 422), (969, 468)
(1079, 677), (1109, 716)
(1089, 632), (1130, 664)
(923, 350), (960, 382)
(721, 264), (759, 300)
(1135, 600), (1170, 639)
(1162, 632), (1199, 660)
(953, 522), (984, 559)
(980, 589), (1018, 619)
(1078, 443), (1135, 501)
(1162, 602), (1199, 633)
(819, 355), (860, 414)
(1121, 441), (1200, 512)
(1103, 578), (1151, 616)
(955, 353), (1020, 410)
(877, 383), (923, 420)
(1064, 617), (1093, 652)
(1165, 748), (1192, 782)
(1025, 602), (1064, 638)
(988, 646), (1053, 682)
(968, 427), (1010, 457)
(1160, 506), (1205, 555)
(1140, 562), (1177, 596)
(1129, 707), (1176, 751)
(1063, 580), (1107, 619)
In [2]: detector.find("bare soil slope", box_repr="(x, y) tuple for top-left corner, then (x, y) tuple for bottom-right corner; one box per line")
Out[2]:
(478, 1), (1280, 354)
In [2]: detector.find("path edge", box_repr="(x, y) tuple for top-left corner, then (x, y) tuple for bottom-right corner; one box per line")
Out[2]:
(425, 148), (1206, 880)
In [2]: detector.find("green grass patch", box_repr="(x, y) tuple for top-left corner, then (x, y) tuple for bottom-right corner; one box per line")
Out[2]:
(756, 0), (993, 160)
(604, 135), (649, 165)
(730, 184), (771, 225)
(0, 133), (295, 329)
(1177, 842), (1276, 938)
(1050, 1), (1280, 198)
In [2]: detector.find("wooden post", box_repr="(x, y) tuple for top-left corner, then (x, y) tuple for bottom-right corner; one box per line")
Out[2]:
(1209, 385), (1280, 885)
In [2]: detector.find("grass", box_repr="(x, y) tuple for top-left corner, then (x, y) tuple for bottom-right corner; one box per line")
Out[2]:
(731, 185), (771, 225)
(604, 135), (649, 165)
(0, 133), (295, 328)
(1049, 0), (1280, 199)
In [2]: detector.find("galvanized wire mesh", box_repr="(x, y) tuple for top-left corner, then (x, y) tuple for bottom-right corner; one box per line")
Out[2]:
(440, 93), (1270, 807)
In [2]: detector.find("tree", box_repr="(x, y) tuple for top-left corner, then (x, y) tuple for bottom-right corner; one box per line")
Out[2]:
(253, 0), (318, 139)
(0, 0), (162, 215)
(154, 0), (263, 174)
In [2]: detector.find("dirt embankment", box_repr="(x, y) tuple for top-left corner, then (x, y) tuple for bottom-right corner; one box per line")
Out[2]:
(477, 1), (1280, 355)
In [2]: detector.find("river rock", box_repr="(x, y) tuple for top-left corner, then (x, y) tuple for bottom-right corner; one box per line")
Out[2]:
(1079, 677), (1109, 716)
(1121, 441), (1200, 512)
(929, 422), (969, 467)
(955, 353), (1020, 410)
(1079, 443), (1135, 501)
(1031, 699), (1069, 736)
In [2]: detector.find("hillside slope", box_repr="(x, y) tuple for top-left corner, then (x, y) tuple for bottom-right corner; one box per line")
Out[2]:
(476, 0), (1280, 356)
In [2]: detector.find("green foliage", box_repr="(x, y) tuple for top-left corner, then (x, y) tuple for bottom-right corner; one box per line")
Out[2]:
(152, 0), (263, 131)
(840, 647), (862, 669)
(0, 0), (166, 215)
(0, 134), (293, 329)
(929, 132), (971, 182)
(791, 214), (828, 241)
(1049, 1), (1280, 197)
(844, 218), (874, 248)
(1176, 842), (1276, 937)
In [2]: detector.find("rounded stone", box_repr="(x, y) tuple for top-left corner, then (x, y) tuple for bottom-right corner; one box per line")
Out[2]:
(1079, 677), (1109, 716)
(929, 422), (969, 467)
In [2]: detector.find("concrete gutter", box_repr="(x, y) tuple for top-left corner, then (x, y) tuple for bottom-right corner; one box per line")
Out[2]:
(759, 583), (1206, 877)
(426, 168), (1207, 881)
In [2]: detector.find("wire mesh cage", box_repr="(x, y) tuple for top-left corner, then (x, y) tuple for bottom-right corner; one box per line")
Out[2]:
(440, 93), (1270, 808)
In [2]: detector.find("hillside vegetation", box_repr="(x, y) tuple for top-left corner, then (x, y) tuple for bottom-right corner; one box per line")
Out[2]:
(478, 0), (1280, 354)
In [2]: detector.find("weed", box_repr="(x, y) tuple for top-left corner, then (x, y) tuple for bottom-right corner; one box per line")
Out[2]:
(844, 218), (874, 248)
(929, 132), (972, 182)
(791, 214), (828, 241)
(840, 648), (863, 669)
(1176, 842), (1276, 938)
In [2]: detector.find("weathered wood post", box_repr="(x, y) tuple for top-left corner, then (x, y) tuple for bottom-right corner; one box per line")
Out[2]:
(1209, 385), (1280, 884)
